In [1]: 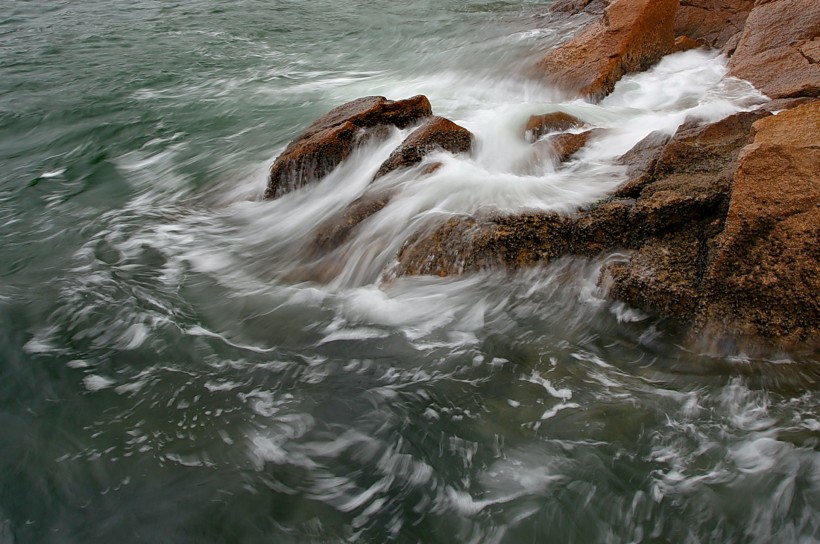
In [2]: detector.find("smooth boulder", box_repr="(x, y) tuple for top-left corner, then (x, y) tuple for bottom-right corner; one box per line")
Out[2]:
(374, 116), (473, 179)
(524, 111), (586, 142)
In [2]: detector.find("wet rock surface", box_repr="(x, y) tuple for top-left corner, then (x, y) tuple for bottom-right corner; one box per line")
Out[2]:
(374, 116), (473, 179)
(544, 129), (603, 163)
(674, 0), (754, 49)
(531, 0), (678, 100)
(272, 0), (820, 351)
(393, 212), (571, 277)
(524, 111), (586, 141)
(728, 0), (820, 99)
(694, 102), (820, 349)
(392, 106), (817, 349)
(265, 95), (432, 199)
(310, 190), (395, 252)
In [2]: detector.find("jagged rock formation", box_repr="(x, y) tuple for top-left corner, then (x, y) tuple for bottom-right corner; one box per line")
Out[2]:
(265, 0), (820, 351)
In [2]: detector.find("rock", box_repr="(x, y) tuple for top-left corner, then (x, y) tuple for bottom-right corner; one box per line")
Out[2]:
(596, 111), (767, 322)
(531, 0), (678, 101)
(728, 0), (820, 99)
(392, 213), (571, 277)
(311, 190), (394, 251)
(721, 31), (743, 57)
(265, 95), (432, 199)
(759, 97), (818, 113)
(308, 118), (465, 254)
(604, 230), (704, 320)
(612, 130), (671, 198)
(570, 199), (639, 255)
(613, 110), (766, 209)
(395, 111), (764, 280)
(674, 0), (754, 49)
(543, 129), (603, 163)
(525, 111), (586, 141)
(374, 116), (473, 179)
(549, 0), (609, 16)
(694, 102), (820, 350)
(652, 111), (767, 179)
(672, 35), (706, 53)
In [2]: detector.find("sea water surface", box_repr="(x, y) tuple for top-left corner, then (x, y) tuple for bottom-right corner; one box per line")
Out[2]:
(1, 1), (818, 543)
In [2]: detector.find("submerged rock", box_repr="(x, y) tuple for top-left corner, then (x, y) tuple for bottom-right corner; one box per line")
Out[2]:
(728, 0), (820, 99)
(374, 116), (473, 179)
(310, 190), (395, 252)
(531, 0), (678, 101)
(265, 95), (432, 199)
(694, 102), (820, 349)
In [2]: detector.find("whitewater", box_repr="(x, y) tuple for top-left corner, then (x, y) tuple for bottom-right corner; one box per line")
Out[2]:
(0, 1), (817, 542)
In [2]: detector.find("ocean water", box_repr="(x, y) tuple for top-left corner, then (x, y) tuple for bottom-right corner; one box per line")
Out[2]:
(1, 1), (818, 542)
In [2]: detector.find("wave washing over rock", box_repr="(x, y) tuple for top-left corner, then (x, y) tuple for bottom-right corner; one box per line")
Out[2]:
(0, 1), (818, 543)
(264, 0), (818, 355)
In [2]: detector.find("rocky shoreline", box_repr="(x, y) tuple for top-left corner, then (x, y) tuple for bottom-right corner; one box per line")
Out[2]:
(263, 0), (819, 354)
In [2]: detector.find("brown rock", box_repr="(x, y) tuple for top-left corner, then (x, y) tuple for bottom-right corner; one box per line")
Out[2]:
(265, 95), (432, 199)
(532, 0), (678, 101)
(674, 0), (754, 49)
(549, 0), (609, 15)
(571, 199), (638, 254)
(613, 130), (671, 198)
(605, 230), (704, 320)
(311, 190), (395, 252)
(392, 213), (571, 277)
(728, 0), (820, 99)
(672, 35), (706, 53)
(544, 129), (603, 163)
(525, 111), (586, 141)
(374, 116), (473, 179)
(721, 31), (743, 57)
(694, 102), (820, 349)
(653, 111), (768, 178)
(596, 111), (766, 323)
(396, 111), (764, 280)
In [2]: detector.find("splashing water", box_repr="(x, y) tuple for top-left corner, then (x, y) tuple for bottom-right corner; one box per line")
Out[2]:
(0, 1), (816, 543)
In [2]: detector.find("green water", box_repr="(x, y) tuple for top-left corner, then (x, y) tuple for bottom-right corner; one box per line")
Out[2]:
(1, 1), (818, 543)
